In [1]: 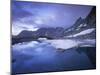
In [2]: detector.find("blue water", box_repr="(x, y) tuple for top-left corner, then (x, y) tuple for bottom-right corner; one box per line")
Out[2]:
(12, 41), (95, 74)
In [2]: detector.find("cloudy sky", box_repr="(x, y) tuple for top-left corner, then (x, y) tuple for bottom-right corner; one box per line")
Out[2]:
(12, 1), (93, 35)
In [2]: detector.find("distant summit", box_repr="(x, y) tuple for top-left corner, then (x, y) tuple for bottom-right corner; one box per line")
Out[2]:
(64, 7), (96, 39)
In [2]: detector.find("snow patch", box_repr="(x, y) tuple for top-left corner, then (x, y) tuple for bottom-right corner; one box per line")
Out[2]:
(44, 39), (95, 50)
(44, 39), (80, 50)
(12, 41), (39, 49)
(76, 28), (80, 31)
(38, 38), (48, 41)
(83, 24), (87, 27)
(78, 24), (83, 28)
(67, 28), (95, 37)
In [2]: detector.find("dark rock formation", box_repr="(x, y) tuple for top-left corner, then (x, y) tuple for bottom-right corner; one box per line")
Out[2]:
(64, 7), (96, 39)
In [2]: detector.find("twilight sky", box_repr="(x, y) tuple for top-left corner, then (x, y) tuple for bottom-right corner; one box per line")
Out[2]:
(12, 1), (93, 35)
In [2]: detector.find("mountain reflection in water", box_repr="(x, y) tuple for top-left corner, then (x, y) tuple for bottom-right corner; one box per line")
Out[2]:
(12, 40), (96, 74)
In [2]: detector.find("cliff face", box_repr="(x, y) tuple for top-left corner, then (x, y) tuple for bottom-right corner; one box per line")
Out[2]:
(85, 7), (96, 28)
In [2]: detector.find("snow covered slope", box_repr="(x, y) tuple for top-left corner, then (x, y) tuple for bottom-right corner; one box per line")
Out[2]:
(64, 7), (96, 39)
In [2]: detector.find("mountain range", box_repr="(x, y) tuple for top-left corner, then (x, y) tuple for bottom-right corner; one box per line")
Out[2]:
(12, 7), (96, 45)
